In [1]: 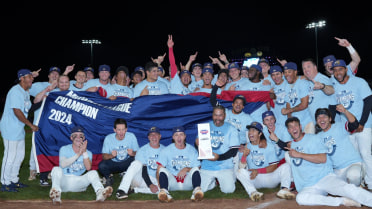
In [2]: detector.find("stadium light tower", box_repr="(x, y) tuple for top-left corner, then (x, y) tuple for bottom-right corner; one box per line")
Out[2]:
(82, 39), (101, 66)
(306, 20), (326, 66)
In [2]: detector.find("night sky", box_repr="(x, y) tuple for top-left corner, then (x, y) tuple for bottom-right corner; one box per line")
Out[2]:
(1, 2), (371, 108)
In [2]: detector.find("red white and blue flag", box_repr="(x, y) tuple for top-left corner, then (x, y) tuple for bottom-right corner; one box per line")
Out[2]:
(33, 90), (273, 172)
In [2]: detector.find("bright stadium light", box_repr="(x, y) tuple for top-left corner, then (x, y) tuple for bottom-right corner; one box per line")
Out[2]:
(306, 20), (326, 66)
(82, 39), (101, 66)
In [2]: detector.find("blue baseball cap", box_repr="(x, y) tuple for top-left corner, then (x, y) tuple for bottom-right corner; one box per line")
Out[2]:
(148, 126), (160, 135)
(323, 55), (336, 64)
(250, 64), (262, 72)
(246, 122), (263, 133)
(98, 64), (110, 72)
(202, 68), (214, 74)
(71, 126), (84, 133)
(17, 69), (32, 80)
(180, 70), (191, 77)
(283, 62), (297, 71)
(269, 65), (283, 74)
(49, 67), (61, 73)
(262, 110), (275, 121)
(228, 62), (240, 70)
(135, 66), (144, 72)
(192, 63), (202, 70)
(84, 67), (94, 72)
(258, 58), (270, 65)
(241, 66), (249, 71)
(158, 66), (164, 72)
(203, 62), (213, 69)
(172, 126), (185, 134)
(331, 59), (347, 69)
(233, 94), (246, 105)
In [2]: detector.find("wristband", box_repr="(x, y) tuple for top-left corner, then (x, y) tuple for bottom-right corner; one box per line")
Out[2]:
(321, 83), (326, 90)
(257, 167), (267, 174)
(347, 45), (356, 54)
(83, 152), (89, 159)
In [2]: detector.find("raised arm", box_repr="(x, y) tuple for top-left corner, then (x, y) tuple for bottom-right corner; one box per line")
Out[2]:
(335, 37), (360, 74)
(167, 35), (178, 78)
(185, 51), (198, 71)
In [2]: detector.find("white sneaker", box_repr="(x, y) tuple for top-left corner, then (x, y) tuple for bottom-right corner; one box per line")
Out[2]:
(250, 191), (264, 202)
(96, 186), (113, 202)
(191, 186), (204, 202)
(158, 188), (173, 203)
(28, 170), (37, 181)
(343, 197), (361, 207)
(276, 188), (296, 200)
(49, 188), (61, 204)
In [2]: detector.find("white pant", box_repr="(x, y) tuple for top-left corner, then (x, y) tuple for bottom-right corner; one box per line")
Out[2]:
(296, 173), (372, 207)
(51, 166), (104, 193)
(349, 128), (372, 189)
(118, 160), (159, 194)
(159, 167), (199, 191)
(334, 162), (364, 186)
(236, 162), (292, 195)
(200, 169), (235, 193)
(1, 139), (25, 185)
(29, 143), (37, 171)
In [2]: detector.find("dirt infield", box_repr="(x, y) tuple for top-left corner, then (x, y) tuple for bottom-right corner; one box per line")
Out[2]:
(1, 193), (369, 209)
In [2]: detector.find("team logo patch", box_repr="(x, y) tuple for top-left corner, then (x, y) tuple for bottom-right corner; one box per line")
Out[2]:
(336, 90), (354, 109)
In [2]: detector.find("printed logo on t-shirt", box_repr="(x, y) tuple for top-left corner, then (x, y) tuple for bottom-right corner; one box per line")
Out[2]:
(250, 150), (265, 167)
(323, 136), (336, 156)
(336, 90), (354, 109)
(210, 130), (224, 149)
(292, 146), (304, 166)
(171, 155), (190, 171)
(147, 154), (159, 170)
(288, 88), (298, 106)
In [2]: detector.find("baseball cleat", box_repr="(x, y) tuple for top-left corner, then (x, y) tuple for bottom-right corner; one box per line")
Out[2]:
(116, 189), (128, 199)
(9, 181), (29, 188)
(343, 197), (361, 207)
(40, 179), (50, 187)
(0, 184), (18, 192)
(276, 188), (296, 200)
(250, 191), (264, 202)
(96, 186), (113, 202)
(191, 186), (204, 202)
(158, 188), (173, 203)
(49, 188), (61, 204)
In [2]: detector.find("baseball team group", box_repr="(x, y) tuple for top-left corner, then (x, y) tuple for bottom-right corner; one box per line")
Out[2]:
(1, 35), (372, 207)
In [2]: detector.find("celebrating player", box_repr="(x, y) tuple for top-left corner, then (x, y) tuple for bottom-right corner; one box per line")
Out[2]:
(236, 122), (295, 202)
(115, 126), (165, 199)
(49, 126), (113, 204)
(284, 117), (372, 207)
(98, 118), (139, 187)
(156, 126), (203, 202)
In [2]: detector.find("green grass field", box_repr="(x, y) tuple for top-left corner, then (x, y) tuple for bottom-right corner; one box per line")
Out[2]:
(0, 127), (278, 201)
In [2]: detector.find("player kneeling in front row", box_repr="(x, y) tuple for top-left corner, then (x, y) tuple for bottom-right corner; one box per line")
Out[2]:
(115, 126), (165, 199)
(49, 126), (113, 204)
(156, 126), (204, 202)
(236, 122), (295, 202)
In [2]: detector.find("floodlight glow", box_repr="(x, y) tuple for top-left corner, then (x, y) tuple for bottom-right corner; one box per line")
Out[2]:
(306, 20), (326, 29)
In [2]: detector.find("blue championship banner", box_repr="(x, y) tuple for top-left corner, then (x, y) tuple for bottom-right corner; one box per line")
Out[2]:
(34, 90), (272, 172)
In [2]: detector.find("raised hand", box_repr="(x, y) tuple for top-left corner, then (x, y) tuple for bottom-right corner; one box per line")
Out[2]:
(167, 34), (174, 48)
(218, 51), (228, 63)
(189, 51), (198, 62)
(335, 37), (351, 48)
(32, 68), (42, 78)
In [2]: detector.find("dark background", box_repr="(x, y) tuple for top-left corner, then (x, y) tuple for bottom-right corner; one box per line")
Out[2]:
(1, 1), (371, 110)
